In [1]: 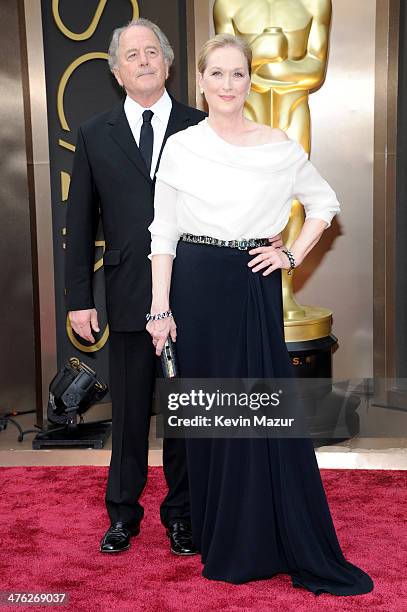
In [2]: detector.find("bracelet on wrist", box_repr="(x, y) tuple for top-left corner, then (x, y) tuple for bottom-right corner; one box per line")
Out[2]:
(281, 248), (296, 275)
(146, 309), (173, 322)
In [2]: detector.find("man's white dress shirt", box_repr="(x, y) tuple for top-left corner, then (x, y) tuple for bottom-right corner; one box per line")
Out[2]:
(124, 89), (172, 178)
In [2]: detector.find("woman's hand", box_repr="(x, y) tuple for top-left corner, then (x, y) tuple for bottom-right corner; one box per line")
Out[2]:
(267, 233), (284, 249)
(247, 245), (291, 276)
(146, 316), (177, 356)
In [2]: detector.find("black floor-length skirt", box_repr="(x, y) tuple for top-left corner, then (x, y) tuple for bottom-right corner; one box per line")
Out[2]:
(170, 240), (374, 595)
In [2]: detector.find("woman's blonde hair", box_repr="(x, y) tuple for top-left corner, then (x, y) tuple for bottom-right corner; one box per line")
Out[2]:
(197, 33), (252, 76)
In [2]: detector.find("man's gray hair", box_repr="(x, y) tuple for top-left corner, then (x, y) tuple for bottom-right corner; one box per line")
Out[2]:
(108, 18), (175, 71)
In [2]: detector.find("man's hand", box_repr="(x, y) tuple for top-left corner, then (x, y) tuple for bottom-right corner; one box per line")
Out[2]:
(69, 308), (100, 343)
(268, 232), (284, 249)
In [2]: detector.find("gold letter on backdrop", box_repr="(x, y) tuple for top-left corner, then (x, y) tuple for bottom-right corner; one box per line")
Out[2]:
(57, 53), (112, 350)
(57, 52), (109, 132)
(53, 2), (141, 351)
(214, 0), (334, 342)
(52, 0), (139, 41)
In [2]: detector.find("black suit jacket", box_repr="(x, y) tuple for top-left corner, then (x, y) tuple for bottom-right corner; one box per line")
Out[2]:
(65, 95), (206, 331)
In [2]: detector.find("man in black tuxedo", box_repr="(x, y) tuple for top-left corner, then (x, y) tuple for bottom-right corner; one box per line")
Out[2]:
(65, 18), (205, 555)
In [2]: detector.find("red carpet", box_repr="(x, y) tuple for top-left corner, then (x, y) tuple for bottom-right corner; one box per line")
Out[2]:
(0, 466), (406, 612)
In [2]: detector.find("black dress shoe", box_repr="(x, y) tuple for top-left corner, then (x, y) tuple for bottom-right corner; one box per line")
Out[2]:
(166, 521), (198, 556)
(100, 521), (140, 553)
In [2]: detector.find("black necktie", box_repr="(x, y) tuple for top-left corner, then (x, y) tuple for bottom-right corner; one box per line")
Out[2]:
(139, 109), (154, 174)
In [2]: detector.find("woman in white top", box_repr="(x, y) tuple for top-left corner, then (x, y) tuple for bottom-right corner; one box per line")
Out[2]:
(147, 34), (373, 595)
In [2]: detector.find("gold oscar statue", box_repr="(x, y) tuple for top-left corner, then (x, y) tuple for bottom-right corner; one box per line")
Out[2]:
(214, 0), (334, 343)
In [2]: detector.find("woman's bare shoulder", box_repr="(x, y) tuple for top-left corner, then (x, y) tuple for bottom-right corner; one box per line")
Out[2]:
(261, 125), (289, 143)
(245, 120), (289, 144)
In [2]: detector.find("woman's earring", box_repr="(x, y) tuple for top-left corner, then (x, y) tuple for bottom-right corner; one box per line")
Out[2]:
(200, 89), (204, 95)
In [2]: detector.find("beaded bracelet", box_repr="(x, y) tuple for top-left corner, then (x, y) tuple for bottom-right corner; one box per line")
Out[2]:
(146, 309), (173, 322)
(281, 248), (296, 275)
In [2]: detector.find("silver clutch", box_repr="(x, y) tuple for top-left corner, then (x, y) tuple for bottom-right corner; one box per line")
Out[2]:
(160, 337), (179, 378)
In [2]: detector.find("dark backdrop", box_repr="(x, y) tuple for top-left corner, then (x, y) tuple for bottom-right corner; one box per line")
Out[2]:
(40, 0), (188, 399)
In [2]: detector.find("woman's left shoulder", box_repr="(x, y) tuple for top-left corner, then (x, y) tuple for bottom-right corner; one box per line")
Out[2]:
(261, 126), (290, 143)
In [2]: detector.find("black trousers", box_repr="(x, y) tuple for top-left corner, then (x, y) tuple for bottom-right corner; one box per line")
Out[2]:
(105, 329), (190, 528)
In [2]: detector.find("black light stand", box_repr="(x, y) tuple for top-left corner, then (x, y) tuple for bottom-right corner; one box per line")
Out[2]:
(32, 358), (111, 449)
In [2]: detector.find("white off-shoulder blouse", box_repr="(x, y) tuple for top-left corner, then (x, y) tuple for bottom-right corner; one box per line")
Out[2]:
(148, 118), (340, 258)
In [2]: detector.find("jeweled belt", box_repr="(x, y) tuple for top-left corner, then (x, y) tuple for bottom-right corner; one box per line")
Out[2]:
(180, 233), (269, 251)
